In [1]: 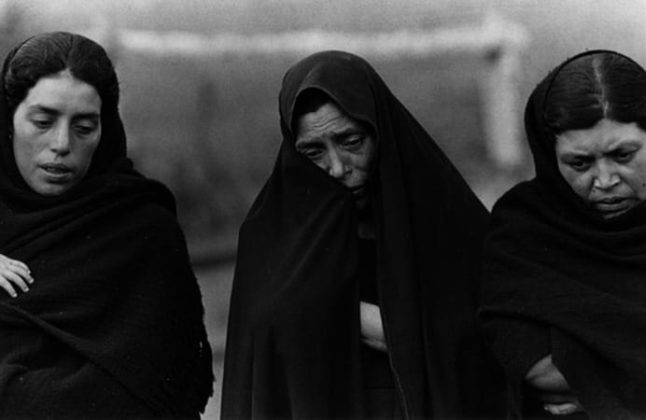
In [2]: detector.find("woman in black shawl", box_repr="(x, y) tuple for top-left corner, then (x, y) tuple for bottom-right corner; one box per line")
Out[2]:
(480, 50), (646, 419)
(0, 32), (213, 418)
(221, 50), (504, 419)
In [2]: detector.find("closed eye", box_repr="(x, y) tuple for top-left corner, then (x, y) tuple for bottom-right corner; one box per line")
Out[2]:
(31, 118), (54, 129)
(297, 145), (324, 160)
(340, 134), (365, 150)
(74, 121), (99, 136)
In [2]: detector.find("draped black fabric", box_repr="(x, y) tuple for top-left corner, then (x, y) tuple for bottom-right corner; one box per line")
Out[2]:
(221, 50), (503, 419)
(480, 50), (646, 420)
(0, 35), (213, 418)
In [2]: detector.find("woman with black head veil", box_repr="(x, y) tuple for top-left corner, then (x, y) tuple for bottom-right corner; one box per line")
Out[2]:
(221, 50), (504, 419)
(480, 50), (646, 419)
(0, 32), (213, 418)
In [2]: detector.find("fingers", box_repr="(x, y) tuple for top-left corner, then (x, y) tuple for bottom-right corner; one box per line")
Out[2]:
(360, 337), (388, 353)
(0, 255), (34, 298)
(544, 401), (584, 416)
(538, 392), (578, 404)
(0, 254), (29, 272)
(0, 278), (19, 298)
(6, 262), (32, 284)
(360, 302), (385, 340)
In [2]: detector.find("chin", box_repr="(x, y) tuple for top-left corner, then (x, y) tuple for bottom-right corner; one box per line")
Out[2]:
(599, 208), (631, 219)
(32, 183), (71, 197)
(354, 197), (369, 210)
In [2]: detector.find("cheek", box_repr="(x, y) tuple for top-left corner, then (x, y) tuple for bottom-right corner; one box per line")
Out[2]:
(626, 165), (646, 200)
(570, 180), (591, 199)
(12, 136), (40, 168)
(77, 134), (102, 169)
(350, 153), (373, 177)
(560, 168), (592, 199)
(353, 144), (377, 173)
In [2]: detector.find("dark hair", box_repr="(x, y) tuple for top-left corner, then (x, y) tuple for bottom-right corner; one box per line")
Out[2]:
(544, 52), (646, 135)
(4, 32), (119, 117)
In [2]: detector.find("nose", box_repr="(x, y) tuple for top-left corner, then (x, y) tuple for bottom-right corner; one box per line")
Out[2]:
(325, 149), (347, 180)
(592, 161), (620, 190)
(50, 124), (71, 155)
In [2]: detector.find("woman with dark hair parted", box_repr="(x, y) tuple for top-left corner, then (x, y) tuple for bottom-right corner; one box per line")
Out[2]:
(480, 50), (646, 419)
(221, 50), (505, 419)
(0, 32), (213, 418)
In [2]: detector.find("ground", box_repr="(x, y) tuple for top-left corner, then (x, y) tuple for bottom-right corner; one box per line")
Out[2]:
(197, 263), (234, 420)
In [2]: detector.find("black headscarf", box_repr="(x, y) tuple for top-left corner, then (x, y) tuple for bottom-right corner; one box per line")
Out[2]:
(480, 50), (646, 419)
(0, 33), (213, 418)
(221, 50), (503, 419)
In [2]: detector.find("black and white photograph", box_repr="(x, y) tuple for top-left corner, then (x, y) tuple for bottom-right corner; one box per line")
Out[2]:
(1, 1), (645, 419)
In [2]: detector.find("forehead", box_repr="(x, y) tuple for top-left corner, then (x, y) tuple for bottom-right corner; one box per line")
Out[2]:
(295, 102), (363, 143)
(555, 119), (646, 154)
(21, 70), (101, 113)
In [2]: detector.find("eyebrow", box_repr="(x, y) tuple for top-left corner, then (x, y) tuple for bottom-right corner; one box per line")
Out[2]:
(560, 141), (642, 159)
(559, 152), (592, 160)
(332, 127), (365, 138)
(610, 140), (642, 148)
(296, 127), (365, 145)
(295, 136), (324, 149)
(28, 105), (100, 120)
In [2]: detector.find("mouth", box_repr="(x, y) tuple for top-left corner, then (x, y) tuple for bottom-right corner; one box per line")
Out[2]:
(39, 163), (74, 182)
(350, 185), (366, 197)
(592, 196), (634, 218)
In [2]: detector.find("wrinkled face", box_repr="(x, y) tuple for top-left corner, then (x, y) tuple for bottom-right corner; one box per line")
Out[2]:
(295, 101), (377, 209)
(555, 118), (646, 219)
(12, 70), (102, 196)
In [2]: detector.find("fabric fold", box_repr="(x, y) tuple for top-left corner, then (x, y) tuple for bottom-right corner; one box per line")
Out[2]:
(0, 32), (213, 418)
(480, 50), (646, 419)
(222, 50), (503, 419)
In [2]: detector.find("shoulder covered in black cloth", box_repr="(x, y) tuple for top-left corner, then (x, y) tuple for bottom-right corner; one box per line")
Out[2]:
(0, 31), (213, 418)
(222, 50), (505, 419)
(480, 50), (646, 419)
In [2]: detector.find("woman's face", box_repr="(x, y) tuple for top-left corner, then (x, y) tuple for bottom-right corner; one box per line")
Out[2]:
(295, 101), (377, 209)
(12, 70), (102, 196)
(555, 118), (646, 219)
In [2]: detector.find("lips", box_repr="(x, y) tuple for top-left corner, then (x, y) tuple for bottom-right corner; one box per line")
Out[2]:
(592, 196), (634, 217)
(39, 163), (74, 182)
(350, 185), (366, 197)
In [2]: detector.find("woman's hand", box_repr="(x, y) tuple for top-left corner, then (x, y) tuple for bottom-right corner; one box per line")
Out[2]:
(540, 395), (584, 416)
(0, 254), (33, 297)
(360, 301), (387, 352)
(525, 354), (584, 416)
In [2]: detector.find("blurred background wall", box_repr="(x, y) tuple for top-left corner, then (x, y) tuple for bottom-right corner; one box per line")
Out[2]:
(3, 0), (645, 259)
(1, 1), (645, 418)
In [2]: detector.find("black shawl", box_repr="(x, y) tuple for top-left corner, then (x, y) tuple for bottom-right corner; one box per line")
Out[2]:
(480, 50), (646, 419)
(0, 36), (213, 418)
(221, 50), (503, 419)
